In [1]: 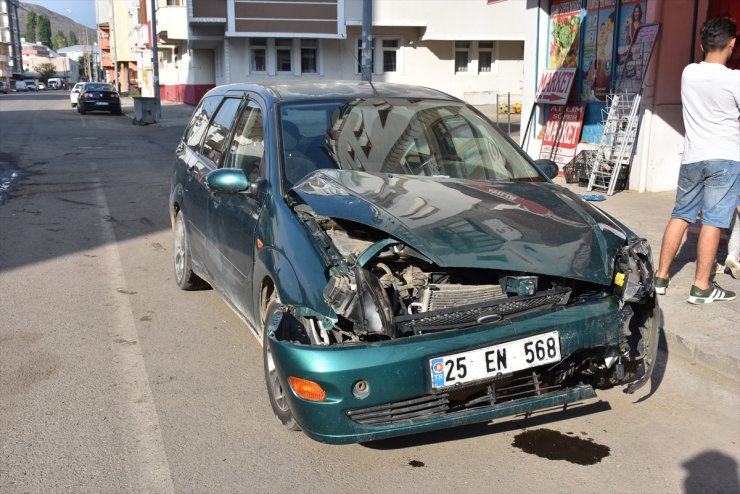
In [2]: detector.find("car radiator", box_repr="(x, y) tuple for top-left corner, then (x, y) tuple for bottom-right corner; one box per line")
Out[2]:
(395, 286), (572, 335)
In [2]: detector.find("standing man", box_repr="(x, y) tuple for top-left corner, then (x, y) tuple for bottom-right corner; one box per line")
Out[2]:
(654, 16), (739, 304)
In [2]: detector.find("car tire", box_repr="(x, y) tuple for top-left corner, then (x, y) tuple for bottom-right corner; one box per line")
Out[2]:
(173, 210), (207, 290)
(71, 103), (76, 107)
(262, 293), (301, 431)
(78, 105), (85, 115)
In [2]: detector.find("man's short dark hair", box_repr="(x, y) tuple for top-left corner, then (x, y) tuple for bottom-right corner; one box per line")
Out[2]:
(700, 17), (737, 52)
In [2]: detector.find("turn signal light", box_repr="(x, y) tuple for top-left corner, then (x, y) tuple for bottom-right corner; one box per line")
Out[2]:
(288, 376), (327, 401)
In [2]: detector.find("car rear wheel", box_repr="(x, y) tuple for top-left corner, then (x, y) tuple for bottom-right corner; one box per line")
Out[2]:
(173, 210), (206, 290)
(262, 289), (301, 431)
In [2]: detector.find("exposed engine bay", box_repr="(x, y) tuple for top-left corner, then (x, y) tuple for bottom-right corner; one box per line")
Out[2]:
(271, 202), (659, 394)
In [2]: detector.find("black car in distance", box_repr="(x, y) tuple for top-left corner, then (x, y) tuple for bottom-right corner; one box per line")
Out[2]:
(77, 83), (122, 115)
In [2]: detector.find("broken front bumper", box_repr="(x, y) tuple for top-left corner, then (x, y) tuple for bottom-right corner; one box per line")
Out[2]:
(267, 294), (656, 444)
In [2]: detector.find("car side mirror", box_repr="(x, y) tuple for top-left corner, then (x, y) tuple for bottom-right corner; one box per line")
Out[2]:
(534, 159), (559, 180)
(205, 168), (249, 194)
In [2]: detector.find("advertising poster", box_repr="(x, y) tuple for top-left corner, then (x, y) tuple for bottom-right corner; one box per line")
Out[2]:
(615, 23), (660, 93)
(547, 0), (582, 69)
(580, 0), (616, 102)
(615, 0), (648, 88)
(539, 104), (586, 167)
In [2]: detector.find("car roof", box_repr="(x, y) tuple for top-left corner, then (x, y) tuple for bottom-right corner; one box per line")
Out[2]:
(202, 80), (458, 105)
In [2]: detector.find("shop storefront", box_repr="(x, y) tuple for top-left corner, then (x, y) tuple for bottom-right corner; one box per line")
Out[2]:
(522, 0), (739, 193)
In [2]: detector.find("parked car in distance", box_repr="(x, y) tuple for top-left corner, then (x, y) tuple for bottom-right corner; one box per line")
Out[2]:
(69, 82), (84, 107)
(23, 80), (38, 91)
(170, 81), (659, 445)
(76, 82), (122, 115)
(37, 82), (46, 90)
(0, 81), (7, 94)
(47, 78), (62, 90)
(14, 81), (27, 92)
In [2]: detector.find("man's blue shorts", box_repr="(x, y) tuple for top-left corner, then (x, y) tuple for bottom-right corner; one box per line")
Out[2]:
(671, 159), (740, 229)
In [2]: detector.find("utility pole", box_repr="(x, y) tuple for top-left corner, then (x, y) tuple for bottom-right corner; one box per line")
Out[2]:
(109, 0), (119, 91)
(361, 0), (372, 82)
(84, 28), (92, 82)
(150, 0), (161, 118)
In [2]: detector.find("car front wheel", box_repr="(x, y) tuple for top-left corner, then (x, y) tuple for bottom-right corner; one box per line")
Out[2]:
(262, 292), (301, 431)
(173, 210), (206, 290)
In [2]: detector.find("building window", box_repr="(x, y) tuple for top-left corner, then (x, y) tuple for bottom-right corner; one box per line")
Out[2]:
(276, 39), (292, 72)
(478, 41), (494, 73)
(357, 38), (375, 74)
(250, 38), (266, 72)
(382, 39), (399, 72)
(301, 39), (318, 73)
(455, 41), (470, 73)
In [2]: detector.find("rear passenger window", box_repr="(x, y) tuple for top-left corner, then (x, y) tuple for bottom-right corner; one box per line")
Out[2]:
(201, 98), (241, 164)
(223, 101), (264, 181)
(184, 96), (221, 149)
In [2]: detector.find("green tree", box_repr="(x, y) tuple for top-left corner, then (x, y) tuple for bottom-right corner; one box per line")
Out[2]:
(26, 12), (37, 41)
(38, 15), (52, 48)
(34, 62), (57, 82)
(77, 54), (89, 80)
(69, 31), (78, 46)
(53, 31), (69, 50)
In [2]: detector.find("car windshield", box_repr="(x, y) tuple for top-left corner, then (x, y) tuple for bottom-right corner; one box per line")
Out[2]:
(277, 98), (541, 190)
(85, 84), (113, 92)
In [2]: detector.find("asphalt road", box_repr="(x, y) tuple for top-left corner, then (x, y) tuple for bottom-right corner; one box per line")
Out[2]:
(1, 92), (739, 493)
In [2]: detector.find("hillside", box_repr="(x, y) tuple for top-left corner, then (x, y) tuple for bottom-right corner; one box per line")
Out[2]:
(18, 2), (97, 48)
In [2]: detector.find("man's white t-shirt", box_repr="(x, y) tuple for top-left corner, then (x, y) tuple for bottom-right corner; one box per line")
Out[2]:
(681, 61), (740, 164)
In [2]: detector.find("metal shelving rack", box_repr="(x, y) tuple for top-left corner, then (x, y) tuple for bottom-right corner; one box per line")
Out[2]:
(587, 91), (641, 195)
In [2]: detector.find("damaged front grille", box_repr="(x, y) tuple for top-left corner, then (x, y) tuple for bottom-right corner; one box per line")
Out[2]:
(416, 284), (507, 311)
(395, 287), (572, 335)
(346, 371), (562, 426)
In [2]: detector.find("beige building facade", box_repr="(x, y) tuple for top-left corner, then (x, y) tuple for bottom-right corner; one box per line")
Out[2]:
(119, 0), (527, 106)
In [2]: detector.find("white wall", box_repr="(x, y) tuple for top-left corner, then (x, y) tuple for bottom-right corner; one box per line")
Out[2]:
(189, 49), (215, 85)
(219, 26), (524, 104)
(631, 0), (706, 192)
(345, 0), (526, 41)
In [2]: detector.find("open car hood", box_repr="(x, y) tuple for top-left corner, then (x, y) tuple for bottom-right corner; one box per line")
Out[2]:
(290, 170), (627, 286)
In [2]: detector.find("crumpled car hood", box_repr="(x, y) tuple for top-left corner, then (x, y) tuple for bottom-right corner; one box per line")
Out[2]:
(291, 170), (627, 286)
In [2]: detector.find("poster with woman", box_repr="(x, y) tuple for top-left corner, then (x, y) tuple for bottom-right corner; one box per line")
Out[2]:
(615, 1), (647, 82)
(580, 0), (616, 102)
(547, 0), (582, 69)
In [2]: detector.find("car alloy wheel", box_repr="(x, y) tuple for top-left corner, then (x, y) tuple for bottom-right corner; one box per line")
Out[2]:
(262, 293), (301, 431)
(173, 211), (206, 290)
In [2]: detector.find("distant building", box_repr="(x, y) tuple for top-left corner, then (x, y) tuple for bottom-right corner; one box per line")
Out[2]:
(21, 40), (52, 57)
(98, 0), (526, 105)
(0, 0), (23, 82)
(95, 0), (134, 92)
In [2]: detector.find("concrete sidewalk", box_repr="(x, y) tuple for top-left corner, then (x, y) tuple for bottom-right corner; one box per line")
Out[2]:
(120, 98), (739, 382)
(556, 182), (739, 383)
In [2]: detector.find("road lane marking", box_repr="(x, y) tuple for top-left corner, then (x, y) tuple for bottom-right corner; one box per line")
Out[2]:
(94, 183), (176, 493)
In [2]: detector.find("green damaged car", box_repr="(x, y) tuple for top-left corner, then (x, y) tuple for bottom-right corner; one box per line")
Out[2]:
(170, 81), (659, 444)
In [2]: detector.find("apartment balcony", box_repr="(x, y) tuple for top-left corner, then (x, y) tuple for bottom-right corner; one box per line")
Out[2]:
(100, 37), (110, 50)
(156, 5), (187, 42)
(102, 54), (112, 69)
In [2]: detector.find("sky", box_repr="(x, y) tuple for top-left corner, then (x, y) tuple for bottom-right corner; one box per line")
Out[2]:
(24, 0), (97, 29)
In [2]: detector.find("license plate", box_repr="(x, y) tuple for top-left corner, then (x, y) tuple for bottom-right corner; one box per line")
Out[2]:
(96, 102), (109, 106)
(429, 331), (561, 389)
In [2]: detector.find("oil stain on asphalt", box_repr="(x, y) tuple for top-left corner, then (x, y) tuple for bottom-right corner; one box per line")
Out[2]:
(512, 428), (610, 465)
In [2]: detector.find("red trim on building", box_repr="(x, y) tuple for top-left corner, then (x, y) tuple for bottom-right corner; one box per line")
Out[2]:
(160, 84), (215, 105)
